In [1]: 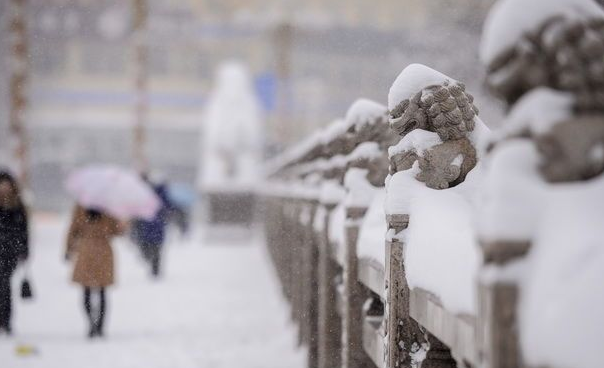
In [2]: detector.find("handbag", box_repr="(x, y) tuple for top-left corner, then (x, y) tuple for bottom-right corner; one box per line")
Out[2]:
(20, 277), (32, 299)
(20, 261), (33, 300)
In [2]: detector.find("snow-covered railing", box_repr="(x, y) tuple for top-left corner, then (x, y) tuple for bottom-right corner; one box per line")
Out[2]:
(264, 67), (489, 367)
(264, 2), (604, 368)
(264, 98), (394, 368)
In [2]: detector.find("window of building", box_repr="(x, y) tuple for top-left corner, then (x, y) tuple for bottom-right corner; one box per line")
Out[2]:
(31, 41), (67, 75)
(80, 42), (127, 75)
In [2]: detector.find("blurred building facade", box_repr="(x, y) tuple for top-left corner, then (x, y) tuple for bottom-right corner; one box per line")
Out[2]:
(1, 0), (209, 209)
(0, 0), (496, 210)
(188, 0), (498, 145)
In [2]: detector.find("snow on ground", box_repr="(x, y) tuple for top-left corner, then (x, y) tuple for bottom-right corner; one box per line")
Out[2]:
(1, 214), (305, 368)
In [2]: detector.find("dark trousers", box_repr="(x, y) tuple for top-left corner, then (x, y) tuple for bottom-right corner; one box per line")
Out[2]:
(150, 247), (161, 276)
(0, 275), (11, 330)
(84, 287), (106, 335)
(141, 243), (162, 276)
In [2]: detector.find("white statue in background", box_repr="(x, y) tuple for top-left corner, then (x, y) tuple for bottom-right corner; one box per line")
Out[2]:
(198, 62), (263, 192)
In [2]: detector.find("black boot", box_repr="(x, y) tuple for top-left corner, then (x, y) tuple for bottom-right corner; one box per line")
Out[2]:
(93, 313), (104, 338)
(95, 288), (106, 338)
(94, 323), (104, 338)
(88, 324), (96, 339)
(84, 288), (96, 339)
(151, 246), (161, 277)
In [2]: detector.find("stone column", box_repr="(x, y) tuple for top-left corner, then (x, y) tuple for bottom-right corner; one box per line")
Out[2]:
(276, 198), (291, 299)
(384, 214), (456, 368)
(291, 200), (304, 325)
(303, 201), (320, 368)
(341, 206), (374, 368)
(477, 241), (530, 368)
(317, 202), (342, 368)
(284, 199), (296, 303)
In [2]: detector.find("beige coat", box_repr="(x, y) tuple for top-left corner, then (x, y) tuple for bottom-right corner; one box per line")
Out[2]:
(66, 206), (124, 288)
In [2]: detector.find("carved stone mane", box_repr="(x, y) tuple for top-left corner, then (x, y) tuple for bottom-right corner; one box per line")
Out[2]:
(389, 80), (479, 141)
(536, 116), (604, 182)
(388, 79), (480, 189)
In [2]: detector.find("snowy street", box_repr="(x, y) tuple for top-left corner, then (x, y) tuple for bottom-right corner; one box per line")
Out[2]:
(0, 214), (306, 368)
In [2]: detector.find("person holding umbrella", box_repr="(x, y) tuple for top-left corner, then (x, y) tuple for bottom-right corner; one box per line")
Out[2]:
(131, 174), (171, 278)
(65, 165), (161, 338)
(0, 171), (29, 335)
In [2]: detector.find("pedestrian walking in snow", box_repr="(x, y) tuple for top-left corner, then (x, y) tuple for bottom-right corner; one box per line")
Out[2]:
(65, 205), (124, 338)
(131, 176), (171, 278)
(0, 171), (29, 336)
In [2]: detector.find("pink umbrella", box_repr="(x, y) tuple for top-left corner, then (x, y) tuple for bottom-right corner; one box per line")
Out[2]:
(66, 165), (160, 220)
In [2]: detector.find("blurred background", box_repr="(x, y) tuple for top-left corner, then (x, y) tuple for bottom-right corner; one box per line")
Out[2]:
(0, 0), (498, 212)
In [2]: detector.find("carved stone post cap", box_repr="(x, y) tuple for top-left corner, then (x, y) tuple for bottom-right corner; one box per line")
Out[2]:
(322, 202), (338, 211)
(480, 240), (531, 265)
(345, 206), (368, 220)
(386, 213), (409, 232)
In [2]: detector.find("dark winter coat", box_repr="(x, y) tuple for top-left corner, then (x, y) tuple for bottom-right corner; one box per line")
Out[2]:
(132, 184), (171, 246)
(0, 205), (29, 276)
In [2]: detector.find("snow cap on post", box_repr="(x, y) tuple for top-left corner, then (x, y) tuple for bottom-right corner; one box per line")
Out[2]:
(345, 141), (390, 187)
(388, 64), (450, 111)
(495, 88), (574, 141)
(347, 98), (397, 151)
(319, 118), (357, 157)
(343, 168), (377, 209)
(321, 118), (350, 145)
(345, 98), (388, 132)
(319, 179), (346, 208)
